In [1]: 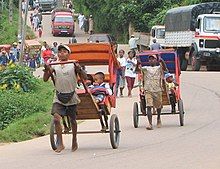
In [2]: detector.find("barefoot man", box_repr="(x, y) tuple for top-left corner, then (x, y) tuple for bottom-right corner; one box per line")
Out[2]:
(43, 44), (87, 153)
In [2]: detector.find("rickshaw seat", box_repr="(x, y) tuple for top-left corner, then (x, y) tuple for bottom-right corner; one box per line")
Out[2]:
(76, 92), (100, 120)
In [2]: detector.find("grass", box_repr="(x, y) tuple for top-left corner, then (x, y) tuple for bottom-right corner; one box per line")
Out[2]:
(0, 80), (54, 143)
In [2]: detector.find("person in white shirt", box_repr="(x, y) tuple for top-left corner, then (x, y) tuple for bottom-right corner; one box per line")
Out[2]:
(128, 35), (139, 52)
(116, 49), (126, 97)
(78, 13), (85, 30)
(125, 50), (137, 97)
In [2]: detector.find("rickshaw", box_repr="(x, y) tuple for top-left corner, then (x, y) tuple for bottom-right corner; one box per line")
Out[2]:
(24, 40), (42, 67)
(133, 50), (185, 128)
(49, 43), (121, 149)
(0, 44), (11, 53)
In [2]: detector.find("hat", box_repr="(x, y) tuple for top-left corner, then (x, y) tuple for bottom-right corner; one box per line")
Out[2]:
(149, 54), (157, 59)
(13, 42), (17, 46)
(131, 35), (134, 37)
(165, 73), (172, 79)
(58, 44), (71, 53)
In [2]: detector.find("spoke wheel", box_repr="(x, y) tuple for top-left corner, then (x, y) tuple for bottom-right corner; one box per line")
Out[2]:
(110, 114), (120, 149)
(133, 102), (139, 128)
(178, 99), (184, 126)
(50, 119), (59, 150)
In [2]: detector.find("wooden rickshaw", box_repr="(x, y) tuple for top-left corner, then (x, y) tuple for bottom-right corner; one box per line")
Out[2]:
(133, 50), (185, 128)
(24, 40), (42, 66)
(49, 43), (121, 149)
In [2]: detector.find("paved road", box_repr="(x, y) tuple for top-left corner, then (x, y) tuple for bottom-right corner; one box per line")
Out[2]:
(1, 12), (220, 169)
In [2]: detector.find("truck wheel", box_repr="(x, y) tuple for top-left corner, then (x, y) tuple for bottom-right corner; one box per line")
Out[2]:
(191, 51), (201, 71)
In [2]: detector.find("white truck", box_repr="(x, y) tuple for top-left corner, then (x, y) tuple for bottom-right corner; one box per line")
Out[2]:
(134, 25), (165, 51)
(164, 2), (220, 71)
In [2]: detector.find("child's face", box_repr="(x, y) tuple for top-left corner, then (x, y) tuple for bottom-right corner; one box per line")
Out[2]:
(119, 50), (124, 57)
(94, 74), (104, 85)
(166, 76), (173, 83)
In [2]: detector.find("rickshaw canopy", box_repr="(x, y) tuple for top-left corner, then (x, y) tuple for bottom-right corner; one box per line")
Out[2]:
(68, 43), (120, 84)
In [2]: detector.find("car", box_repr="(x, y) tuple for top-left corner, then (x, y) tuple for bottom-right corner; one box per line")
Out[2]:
(87, 34), (118, 53)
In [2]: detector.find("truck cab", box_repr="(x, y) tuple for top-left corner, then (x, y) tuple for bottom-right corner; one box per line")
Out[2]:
(195, 14), (220, 57)
(191, 14), (220, 70)
(150, 25), (165, 47)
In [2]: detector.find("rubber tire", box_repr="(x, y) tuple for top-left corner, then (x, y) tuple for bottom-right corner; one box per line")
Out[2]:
(110, 114), (120, 149)
(50, 119), (59, 150)
(180, 58), (188, 71)
(178, 99), (184, 126)
(191, 51), (201, 71)
(133, 102), (139, 128)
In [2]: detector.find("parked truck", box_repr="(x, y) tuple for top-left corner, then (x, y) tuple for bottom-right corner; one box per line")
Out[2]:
(164, 2), (220, 71)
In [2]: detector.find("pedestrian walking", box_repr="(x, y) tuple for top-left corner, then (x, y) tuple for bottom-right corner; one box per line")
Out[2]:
(141, 54), (168, 130)
(83, 16), (89, 34)
(129, 35), (140, 53)
(116, 49), (126, 97)
(43, 44), (87, 153)
(150, 39), (162, 50)
(89, 15), (94, 35)
(78, 13), (85, 30)
(38, 25), (43, 38)
(125, 50), (137, 97)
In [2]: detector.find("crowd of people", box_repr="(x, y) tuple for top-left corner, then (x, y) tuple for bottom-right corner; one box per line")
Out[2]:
(78, 13), (94, 35)
(29, 5), (43, 38)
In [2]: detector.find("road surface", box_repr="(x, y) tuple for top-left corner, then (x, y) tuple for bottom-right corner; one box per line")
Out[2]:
(0, 12), (220, 169)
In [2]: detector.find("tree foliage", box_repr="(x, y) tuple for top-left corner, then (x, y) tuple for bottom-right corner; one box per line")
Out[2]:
(74, 0), (218, 42)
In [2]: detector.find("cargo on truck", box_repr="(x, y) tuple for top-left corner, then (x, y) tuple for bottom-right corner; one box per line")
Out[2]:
(51, 8), (75, 36)
(164, 2), (220, 71)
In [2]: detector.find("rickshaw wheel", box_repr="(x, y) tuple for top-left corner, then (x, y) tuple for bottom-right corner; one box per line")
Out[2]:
(50, 119), (59, 150)
(110, 114), (120, 149)
(178, 99), (184, 126)
(133, 102), (139, 128)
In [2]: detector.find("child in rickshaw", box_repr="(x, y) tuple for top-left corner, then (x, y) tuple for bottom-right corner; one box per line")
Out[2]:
(165, 73), (179, 113)
(90, 72), (112, 103)
(141, 54), (168, 130)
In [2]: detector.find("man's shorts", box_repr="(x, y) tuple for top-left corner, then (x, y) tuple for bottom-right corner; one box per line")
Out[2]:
(145, 91), (162, 109)
(51, 102), (77, 120)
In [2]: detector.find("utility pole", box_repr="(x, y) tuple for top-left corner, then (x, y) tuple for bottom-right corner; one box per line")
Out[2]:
(9, 0), (12, 24)
(1, 0), (3, 11)
(18, 0), (23, 41)
(19, 0), (29, 65)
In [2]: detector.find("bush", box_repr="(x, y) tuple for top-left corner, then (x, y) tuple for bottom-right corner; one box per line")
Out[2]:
(0, 80), (54, 130)
(0, 63), (38, 92)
